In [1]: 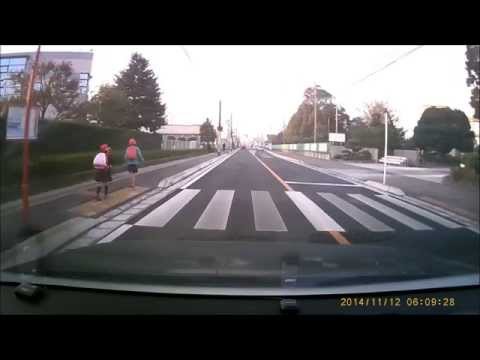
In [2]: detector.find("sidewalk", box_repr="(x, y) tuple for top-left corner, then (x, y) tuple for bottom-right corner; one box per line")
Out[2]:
(0, 152), (217, 252)
(0, 152), (214, 214)
(273, 151), (479, 222)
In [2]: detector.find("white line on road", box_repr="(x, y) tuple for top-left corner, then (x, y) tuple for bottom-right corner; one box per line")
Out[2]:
(318, 193), (394, 232)
(97, 224), (133, 244)
(376, 195), (462, 229)
(286, 191), (344, 232)
(348, 194), (432, 231)
(180, 153), (234, 189)
(285, 181), (361, 187)
(194, 190), (235, 230)
(251, 191), (287, 232)
(136, 189), (201, 227)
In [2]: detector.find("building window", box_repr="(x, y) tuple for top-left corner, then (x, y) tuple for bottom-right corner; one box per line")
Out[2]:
(78, 72), (90, 96)
(9, 57), (27, 66)
(0, 56), (28, 98)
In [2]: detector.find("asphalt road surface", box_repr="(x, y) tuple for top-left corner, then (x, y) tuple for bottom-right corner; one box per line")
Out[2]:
(6, 149), (479, 287)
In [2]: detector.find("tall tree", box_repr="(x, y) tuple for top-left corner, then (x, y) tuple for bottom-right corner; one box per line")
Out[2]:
(347, 102), (405, 156)
(413, 106), (475, 154)
(11, 61), (79, 121)
(200, 118), (216, 148)
(465, 45), (479, 119)
(283, 86), (349, 143)
(89, 85), (131, 128)
(363, 101), (400, 127)
(115, 53), (166, 132)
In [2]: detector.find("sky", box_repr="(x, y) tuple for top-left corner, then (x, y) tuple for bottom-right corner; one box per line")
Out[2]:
(1, 45), (476, 139)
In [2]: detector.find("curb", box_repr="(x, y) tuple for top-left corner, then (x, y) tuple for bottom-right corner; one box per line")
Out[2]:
(364, 181), (405, 196)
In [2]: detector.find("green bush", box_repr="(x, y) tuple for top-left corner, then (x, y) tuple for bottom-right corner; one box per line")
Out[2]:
(1, 121), (164, 157)
(450, 167), (478, 183)
(461, 151), (479, 174)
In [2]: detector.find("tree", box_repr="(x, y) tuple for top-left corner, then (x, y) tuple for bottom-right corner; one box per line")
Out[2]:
(347, 102), (405, 156)
(88, 85), (131, 128)
(465, 45), (479, 119)
(283, 85), (349, 143)
(363, 101), (400, 127)
(11, 61), (79, 121)
(413, 106), (475, 154)
(115, 53), (166, 132)
(200, 118), (216, 149)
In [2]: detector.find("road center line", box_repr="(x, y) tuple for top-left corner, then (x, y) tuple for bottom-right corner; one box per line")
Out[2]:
(252, 152), (351, 245)
(252, 152), (293, 191)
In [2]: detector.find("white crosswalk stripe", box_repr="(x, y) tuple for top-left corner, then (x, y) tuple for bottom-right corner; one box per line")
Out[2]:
(376, 195), (462, 229)
(348, 194), (433, 231)
(318, 193), (394, 232)
(130, 188), (469, 235)
(286, 191), (345, 232)
(194, 190), (235, 230)
(251, 191), (287, 231)
(136, 189), (200, 227)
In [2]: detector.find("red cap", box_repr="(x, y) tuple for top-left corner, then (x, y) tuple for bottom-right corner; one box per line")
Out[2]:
(128, 138), (137, 145)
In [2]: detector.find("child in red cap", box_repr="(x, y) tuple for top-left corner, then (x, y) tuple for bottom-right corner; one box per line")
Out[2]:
(124, 138), (144, 189)
(93, 144), (110, 201)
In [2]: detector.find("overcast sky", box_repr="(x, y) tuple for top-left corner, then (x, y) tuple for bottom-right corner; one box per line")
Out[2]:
(1, 45), (475, 138)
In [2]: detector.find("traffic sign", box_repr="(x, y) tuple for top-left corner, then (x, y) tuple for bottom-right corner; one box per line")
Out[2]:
(6, 106), (39, 140)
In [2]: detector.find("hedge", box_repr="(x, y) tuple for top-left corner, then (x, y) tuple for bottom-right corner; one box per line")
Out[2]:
(1, 120), (164, 158)
(1, 149), (208, 186)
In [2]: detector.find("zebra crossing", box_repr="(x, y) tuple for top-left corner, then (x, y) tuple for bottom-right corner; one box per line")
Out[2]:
(132, 188), (468, 234)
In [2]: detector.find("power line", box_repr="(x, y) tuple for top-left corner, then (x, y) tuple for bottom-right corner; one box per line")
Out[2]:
(352, 46), (424, 86)
(180, 46), (192, 63)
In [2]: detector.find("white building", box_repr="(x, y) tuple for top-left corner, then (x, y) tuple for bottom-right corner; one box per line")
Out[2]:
(156, 124), (201, 150)
(0, 51), (93, 119)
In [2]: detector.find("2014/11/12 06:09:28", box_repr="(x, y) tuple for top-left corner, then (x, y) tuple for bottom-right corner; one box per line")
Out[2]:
(339, 297), (457, 307)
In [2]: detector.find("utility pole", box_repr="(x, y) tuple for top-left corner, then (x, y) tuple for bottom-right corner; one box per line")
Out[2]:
(217, 100), (223, 154)
(313, 84), (317, 144)
(335, 101), (338, 133)
(230, 113), (233, 150)
(21, 45), (41, 227)
(383, 111), (388, 185)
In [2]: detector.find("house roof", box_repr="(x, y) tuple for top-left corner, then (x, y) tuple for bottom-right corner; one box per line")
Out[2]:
(156, 124), (201, 135)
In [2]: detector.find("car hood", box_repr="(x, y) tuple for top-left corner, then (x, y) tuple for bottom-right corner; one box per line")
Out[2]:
(2, 231), (479, 296)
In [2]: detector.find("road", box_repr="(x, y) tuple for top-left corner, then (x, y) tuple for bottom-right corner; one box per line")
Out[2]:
(4, 148), (479, 288)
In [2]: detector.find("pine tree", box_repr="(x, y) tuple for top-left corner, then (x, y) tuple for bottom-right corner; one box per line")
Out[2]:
(114, 53), (166, 132)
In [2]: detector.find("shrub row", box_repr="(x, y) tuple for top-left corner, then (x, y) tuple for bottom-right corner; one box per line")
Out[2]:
(2, 149), (208, 186)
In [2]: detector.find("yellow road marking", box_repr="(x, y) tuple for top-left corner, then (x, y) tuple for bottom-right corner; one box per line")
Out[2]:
(252, 152), (351, 245)
(253, 152), (293, 191)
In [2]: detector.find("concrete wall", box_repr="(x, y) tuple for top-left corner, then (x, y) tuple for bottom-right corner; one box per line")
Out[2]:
(393, 149), (419, 166)
(162, 134), (200, 151)
(272, 142), (331, 159)
(329, 144), (347, 158)
(272, 142), (381, 162)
